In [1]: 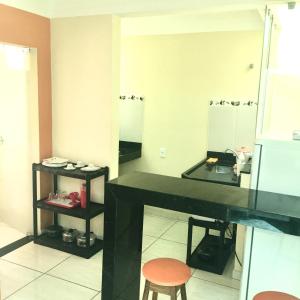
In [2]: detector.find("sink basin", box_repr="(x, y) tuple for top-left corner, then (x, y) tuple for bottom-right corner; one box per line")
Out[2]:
(215, 165), (232, 174)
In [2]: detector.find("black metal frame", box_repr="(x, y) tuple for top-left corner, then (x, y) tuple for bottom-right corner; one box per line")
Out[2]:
(32, 163), (109, 258)
(186, 217), (237, 275)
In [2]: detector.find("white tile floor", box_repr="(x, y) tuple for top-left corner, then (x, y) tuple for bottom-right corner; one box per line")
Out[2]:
(0, 214), (240, 300)
(0, 223), (25, 249)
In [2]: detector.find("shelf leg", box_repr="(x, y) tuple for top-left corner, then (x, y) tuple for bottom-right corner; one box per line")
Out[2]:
(54, 213), (58, 226)
(53, 175), (58, 226)
(53, 174), (58, 193)
(85, 179), (91, 248)
(86, 220), (91, 248)
(33, 169), (38, 239)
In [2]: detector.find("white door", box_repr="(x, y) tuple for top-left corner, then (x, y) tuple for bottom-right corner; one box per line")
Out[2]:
(0, 45), (33, 234)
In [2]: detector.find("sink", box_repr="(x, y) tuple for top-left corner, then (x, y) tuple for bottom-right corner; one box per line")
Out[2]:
(215, 165), (232, 174)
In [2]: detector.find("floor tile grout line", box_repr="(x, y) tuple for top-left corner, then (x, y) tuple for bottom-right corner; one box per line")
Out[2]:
(144, 212), (179, 223)
(187, 276), (240, 291)
(0, 258), (44, 274)
(46, 273), (100, 293)
(3, 254), (73, 299)
(156, 219), (178, 239)
(144, 220), (177, 239)
(90, 292), (101, 300)
(2, 252), (72, 275)
(43, 254), (73, 274)
(4, 256), (99, 299)
(141, 221), (177, 257)
(142, 236), (159, 254)
(4, 272), (45, 300)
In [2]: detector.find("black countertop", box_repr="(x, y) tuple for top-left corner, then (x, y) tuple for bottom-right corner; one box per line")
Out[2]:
(108, 172), (300, 236)
(102, 171), (300, 300)
(119, 141), (142, 164)
(182, 160), (240, 186)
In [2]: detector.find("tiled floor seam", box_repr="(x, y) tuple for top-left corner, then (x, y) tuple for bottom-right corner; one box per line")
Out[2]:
(46, 273), (100, 293)
(142, 236), (159, 253)
(158, 236), (187, 245)
(143, 212), (178, 222)
(43, 254), (73, 274)
(157, 220), (177, 239)
(4, 273), (44, 300)
(3, 255), (74, 299)
(0, 258), (44, 274)
(91, 292), (101, 299)
(189, 276), (240, 291)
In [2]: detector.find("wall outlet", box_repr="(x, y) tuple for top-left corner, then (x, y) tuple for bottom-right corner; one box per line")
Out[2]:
(160, 147), (167, 158)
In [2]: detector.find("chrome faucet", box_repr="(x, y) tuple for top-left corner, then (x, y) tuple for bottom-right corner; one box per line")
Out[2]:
(225, 148), (239, 161)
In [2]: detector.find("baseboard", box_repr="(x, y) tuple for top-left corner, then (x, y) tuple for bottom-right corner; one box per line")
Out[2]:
(0, 235), (33, 257)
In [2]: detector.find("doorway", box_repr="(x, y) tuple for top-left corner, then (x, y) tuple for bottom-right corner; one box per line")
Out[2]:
(0, 44), (39, 251)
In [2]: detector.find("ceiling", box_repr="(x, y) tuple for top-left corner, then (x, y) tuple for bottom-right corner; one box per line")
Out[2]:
(0, 0), (282, 18)
(122, 10), (264, 36)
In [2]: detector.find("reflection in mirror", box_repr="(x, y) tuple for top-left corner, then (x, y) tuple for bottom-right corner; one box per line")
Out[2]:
(118, 95), (144, 164)
(119, 10), (262, 179)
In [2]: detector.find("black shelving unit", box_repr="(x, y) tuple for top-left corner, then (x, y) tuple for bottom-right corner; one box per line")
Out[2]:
(32, 163), (109, 258)
(186, 217), (237, 275)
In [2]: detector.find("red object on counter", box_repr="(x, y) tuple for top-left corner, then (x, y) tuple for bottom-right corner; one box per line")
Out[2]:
(80, 183), (87, 208)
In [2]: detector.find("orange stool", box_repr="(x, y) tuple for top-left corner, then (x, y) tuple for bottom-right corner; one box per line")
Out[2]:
(142, 258), (191, 300)
(254, 291), (299, 300)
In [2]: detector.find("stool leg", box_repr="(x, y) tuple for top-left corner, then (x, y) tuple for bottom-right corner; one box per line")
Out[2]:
(142, 280), (150, 300)
(180, 284), (187, 300)
(170, 287), (177, 300)
(152, 292), (158, 300)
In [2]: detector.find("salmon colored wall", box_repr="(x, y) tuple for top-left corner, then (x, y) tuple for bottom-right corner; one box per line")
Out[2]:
(0, 4), (52, 205)
(0, 4), (52, 161)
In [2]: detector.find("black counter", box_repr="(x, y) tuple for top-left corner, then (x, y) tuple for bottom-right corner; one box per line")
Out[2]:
(119, 141), (142, 164)
(102, 172), (300, 300)
(182, 160), (240, 186)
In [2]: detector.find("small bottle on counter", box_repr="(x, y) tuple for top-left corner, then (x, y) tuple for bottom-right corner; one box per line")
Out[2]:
(80, 183), (86, 208)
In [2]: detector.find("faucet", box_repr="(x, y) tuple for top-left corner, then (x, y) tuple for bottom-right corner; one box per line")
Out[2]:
(224, 148), (239, 161)
(225, 148), (243, 176)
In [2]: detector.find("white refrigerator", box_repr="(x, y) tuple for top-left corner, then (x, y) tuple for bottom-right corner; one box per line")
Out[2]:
(240, 136), (300, 299)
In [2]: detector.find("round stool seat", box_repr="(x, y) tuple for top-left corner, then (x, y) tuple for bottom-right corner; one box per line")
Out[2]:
(254, 291), (299, 300)
(142, 258), (191, 287)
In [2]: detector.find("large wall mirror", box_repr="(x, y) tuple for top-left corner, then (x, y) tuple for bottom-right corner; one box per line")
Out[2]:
(118, 9), (263, 179)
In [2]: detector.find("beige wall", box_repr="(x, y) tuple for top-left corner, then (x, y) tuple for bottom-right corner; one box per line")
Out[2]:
(120, 31), (262, 178)
(51, 15), (120, 237)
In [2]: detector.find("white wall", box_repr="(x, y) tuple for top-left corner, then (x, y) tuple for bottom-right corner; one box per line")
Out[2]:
(51, 15), (120, 237)
(0, 46), (39, 234)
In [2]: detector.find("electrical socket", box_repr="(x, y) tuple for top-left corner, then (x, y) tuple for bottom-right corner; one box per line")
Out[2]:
(160, 147), (167, 158)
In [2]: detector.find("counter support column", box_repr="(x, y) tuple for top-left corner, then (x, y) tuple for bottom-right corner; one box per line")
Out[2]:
(102, 185), (144, 300)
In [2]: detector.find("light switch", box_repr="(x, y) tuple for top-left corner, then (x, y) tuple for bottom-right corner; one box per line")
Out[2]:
(160, 147), (167, 158)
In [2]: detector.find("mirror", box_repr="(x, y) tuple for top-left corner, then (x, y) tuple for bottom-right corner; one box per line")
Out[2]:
(119, 9), (263, 179)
